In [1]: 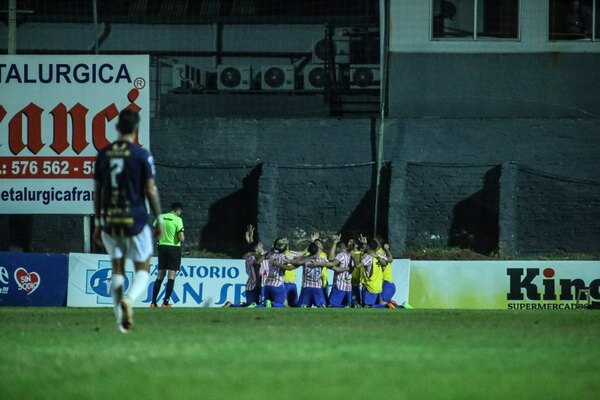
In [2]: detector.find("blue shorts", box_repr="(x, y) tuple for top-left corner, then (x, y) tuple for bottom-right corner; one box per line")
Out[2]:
(298, 287), (327, 307)
(329, 286), (352, 308)
(362, 290), (382, 306)
(381, 281), (396, 303)
(264, 285), (286, 306)
(284, 283), (298, 307)
(245, 287), (260, 304)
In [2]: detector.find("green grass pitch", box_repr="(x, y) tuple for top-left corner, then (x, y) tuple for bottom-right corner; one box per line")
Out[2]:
(1, 308), (599, 400)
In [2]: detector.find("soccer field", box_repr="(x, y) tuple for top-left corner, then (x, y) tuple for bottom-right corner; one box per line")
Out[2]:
(1, 308), (599, 400)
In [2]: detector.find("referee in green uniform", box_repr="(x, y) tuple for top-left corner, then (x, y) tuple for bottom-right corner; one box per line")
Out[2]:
(150, 202), (185, 308)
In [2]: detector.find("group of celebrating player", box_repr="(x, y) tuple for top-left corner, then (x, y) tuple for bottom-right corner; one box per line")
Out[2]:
(227, 225), (413, 309)
(93, 109), (410, 334)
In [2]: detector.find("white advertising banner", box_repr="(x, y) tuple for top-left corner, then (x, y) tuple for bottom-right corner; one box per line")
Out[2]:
(391, 259), (410, 304)
(409, 261), (600, 309)
(67, 253), (411, 307)
(68, 253), (247, 308)
(0, 55), (150, 214)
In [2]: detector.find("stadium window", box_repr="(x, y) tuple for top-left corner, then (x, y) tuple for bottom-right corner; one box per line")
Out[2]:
(432, 0), (519, 40)
(549, 0), (599, 41)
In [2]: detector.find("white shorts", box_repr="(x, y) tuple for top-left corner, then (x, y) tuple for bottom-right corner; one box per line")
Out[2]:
(101, 225), (153, 263)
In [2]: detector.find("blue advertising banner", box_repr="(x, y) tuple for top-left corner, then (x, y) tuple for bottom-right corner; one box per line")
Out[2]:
(0, 252), (68, 306)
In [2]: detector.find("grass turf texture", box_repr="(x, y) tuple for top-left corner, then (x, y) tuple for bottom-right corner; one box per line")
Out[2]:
(1, 308), (599, 400)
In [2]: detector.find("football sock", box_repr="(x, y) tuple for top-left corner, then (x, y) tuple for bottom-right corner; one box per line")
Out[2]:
(127, 270), (150, 303)
(164, 279), (175, 303)
(151, 277), (164, 303)
(111, 274), (125, 322)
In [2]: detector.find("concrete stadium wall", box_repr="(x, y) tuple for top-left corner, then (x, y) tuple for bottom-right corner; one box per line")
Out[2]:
(257, 162), (387, 247)
(150, 118), (377, 253)
(385, 118), (600, 181)
(2, 117), (599, 257)
(402, 163), (500, 255)
(514, 167), (600, 255)
(384, 119), (600, 255)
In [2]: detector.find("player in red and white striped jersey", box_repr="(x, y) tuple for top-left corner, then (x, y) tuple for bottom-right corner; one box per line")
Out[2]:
(223, 225), (265, 308)
(263, 238), (305, 307)
(298, 242), (340, 307)
(328, 235), (354, 308)
(242, 248), (264, 306)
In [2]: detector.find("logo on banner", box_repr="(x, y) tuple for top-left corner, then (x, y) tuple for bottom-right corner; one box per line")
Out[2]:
(86, 260), (131, 304)
(0, 266), (9, 295)
(506, 268), (600, 309)
(14, 267), (41, 295)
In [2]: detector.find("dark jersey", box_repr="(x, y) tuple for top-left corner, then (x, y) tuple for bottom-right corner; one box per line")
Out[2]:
(94, 140), (156, 236)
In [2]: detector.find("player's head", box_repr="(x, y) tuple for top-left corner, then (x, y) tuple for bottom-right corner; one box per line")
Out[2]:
(170, 202), (183, 216)
(336, 241), (347, 252)
(366, 239), (378, 252)
(346, 238), (356, 251)
(116, 109), (140, 136)
(273, 237), (289, 253)
(313, 238), (323, 251)
(307, 242), (319, 256)
(374, 236), (384, 249)
(355, 237), (366, 251)
(249, 241), (265, 255)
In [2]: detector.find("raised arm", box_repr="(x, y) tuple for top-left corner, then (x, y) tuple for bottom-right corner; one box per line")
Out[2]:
(245, 224), (255, 245)
(383, 243), (393, 263)
(328, 234), (341, 261)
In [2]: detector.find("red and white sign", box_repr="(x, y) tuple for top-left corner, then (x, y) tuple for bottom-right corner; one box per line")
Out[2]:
(14, 267), (41, 295)
(0, 55), (150, 214)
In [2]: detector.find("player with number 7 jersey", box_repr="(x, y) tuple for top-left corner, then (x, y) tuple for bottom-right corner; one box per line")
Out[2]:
(94, 140), (156, 237)
(93, 109), (163, 333)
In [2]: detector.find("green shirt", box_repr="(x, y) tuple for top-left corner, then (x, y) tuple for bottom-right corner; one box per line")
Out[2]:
(154, 212), (184, 247)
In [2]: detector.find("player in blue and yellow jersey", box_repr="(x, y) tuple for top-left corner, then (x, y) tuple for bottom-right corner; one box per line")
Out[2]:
(93, 109), (163, 333)
(374, 237), (395, 306)
(356, 239), (395, 308)
(375, 237), (413, 309)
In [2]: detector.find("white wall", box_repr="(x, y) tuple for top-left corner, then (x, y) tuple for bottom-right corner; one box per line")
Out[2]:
(389, 0), (600, 53)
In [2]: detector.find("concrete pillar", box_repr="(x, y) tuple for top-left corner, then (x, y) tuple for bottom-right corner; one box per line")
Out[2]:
(257, 162), (279, 247)
(499, 162), (518, 257)
(388, 160), (408, 255)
